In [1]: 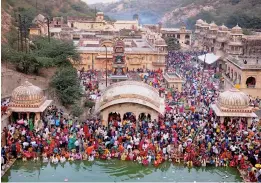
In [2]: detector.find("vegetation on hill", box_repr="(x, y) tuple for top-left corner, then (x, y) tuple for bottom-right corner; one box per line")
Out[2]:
(185, 0), (261, 29)
(2, 36), (79, 74)
(2, 34), (82, 107)
(93, 0), (261, 30)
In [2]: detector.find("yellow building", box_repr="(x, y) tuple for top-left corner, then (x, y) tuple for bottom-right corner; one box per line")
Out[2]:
(222, 55), (261, 98)
(74, 34), (167, 71)
(67, 12), (106, 31)
(29, 14), (48, 36)
(161, 26), (192, 46)
(163, 72), (184, 92)
(113, 20), (139, 31)
(194, 19), (261, 98)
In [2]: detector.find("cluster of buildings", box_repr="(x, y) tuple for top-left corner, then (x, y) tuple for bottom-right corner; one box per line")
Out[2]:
(194, 19), (261, 98)
(29, 12), (261, 98)
(29, 12), (194, 72)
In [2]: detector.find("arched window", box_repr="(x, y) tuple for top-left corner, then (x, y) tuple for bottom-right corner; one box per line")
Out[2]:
(246, 77), (256, 88)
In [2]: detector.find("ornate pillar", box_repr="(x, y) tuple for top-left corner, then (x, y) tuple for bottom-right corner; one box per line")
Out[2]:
(247, 118), (252, 128)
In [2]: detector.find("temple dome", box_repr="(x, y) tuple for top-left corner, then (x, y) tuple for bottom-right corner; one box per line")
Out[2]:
(196, 19), (204, 25)
(10, 80), (46, 108)
(201, 21), (209, 27)
(209, 22), (218, 30)
(217, 88), (249, 109)
(219, 24), (228, 31)
(231, 24), (243, 34)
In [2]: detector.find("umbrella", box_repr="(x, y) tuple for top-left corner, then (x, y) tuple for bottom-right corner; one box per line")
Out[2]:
(255, 164), (261, 168)
(159, 88), (165, 91)
(165, 106), (173, 112)
(17, 119), (24, 125)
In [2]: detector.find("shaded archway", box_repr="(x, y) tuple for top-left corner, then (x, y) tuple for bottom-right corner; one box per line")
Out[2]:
(108, 112), (121, 123)
(123, 112), (136, 122)
(138, 113), (151, 121)
(246, 77), (256, 88)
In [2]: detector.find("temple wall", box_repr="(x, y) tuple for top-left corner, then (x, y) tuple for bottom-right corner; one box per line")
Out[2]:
(76, 52), (165, 71)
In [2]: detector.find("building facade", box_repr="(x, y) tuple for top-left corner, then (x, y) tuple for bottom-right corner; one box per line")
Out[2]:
(194, 19), (261, 98)
(74, 30), (168, 71)
(161, 26), (192, 46)
(222, 56), (261, 98)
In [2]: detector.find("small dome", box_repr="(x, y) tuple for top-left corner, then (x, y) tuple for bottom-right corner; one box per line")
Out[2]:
(219, 24), (228, 31)
(218, 88), (249, 109)
(10, 80), (45, 108)
(196, 19), (204, 25)
(209, 21), (218, 30)
(201, 21), (209, 26)
(231, 24), (243, 34)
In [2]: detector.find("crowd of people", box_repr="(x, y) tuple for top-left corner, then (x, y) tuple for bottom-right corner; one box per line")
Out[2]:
(1, 98), (10, 116)
(1, 51), (261, 182)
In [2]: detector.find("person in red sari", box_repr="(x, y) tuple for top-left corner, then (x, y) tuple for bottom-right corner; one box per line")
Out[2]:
(249, 169), (257, 182)
(83, 123), (89, 138)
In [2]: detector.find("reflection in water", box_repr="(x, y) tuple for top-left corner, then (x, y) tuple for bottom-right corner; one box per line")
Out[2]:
(2, 159), (242, 182)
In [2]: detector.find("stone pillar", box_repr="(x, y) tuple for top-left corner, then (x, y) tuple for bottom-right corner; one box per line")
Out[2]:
(102, 111), (108, 127)
(220, 117), (224, 124)
(26, 112), (30, 120)
(135, 112), (139, 131)
(35, 112), (40, 121)
(247, 117), (252, 128)
(151, 112), (158, 122)
(178, 83), (182, 92)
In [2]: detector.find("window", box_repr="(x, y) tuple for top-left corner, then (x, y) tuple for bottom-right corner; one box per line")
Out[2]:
(177, 34), (180, 39)
(246, 77), (256, 88)
(88, 65), (91, 69)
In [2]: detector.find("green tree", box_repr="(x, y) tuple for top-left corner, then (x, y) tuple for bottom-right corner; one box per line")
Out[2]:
(51, 67), (82, 106)
(71, 104), (84, 117)
(2, 36), (79, 74)
(164, 37), (181, 51)
(84, 100), (95, 108)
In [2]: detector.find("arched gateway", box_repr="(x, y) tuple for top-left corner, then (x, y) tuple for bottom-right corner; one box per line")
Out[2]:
(95, 81), (165, 126)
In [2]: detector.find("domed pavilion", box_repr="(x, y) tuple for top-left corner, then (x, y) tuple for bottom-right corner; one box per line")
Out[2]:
(210, 88), (257, 127)
(8, 80), (53, 123)
(95, 80), (165, 127)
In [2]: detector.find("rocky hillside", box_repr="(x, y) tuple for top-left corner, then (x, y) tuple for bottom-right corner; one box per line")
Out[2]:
(91, 0), (261, 29)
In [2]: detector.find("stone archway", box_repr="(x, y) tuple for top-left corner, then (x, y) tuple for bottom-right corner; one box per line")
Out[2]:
(108, 112), (121, 123)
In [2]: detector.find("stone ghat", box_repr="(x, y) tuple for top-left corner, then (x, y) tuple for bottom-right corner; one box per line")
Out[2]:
(1, 158), (16, 177)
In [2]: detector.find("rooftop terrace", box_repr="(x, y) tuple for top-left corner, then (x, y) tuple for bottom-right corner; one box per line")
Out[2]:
(227, 55), (261, 70)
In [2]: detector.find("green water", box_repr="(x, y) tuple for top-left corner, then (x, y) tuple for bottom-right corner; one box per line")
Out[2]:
(2, 159), (242, 182)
